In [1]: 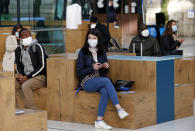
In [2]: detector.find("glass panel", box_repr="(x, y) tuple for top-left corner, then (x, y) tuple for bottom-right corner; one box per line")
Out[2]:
(34, 28), (65, 55)
(0, 0), (66, 54)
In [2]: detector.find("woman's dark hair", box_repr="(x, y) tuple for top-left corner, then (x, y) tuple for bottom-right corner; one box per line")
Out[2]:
(82, 28), (105, 56)
(163, 19), (176, 36)
(11, 24), (23, 35)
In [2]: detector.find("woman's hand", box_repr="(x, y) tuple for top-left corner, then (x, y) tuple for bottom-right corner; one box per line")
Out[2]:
(93, 63), (103, 71)
(178, 39), (184, 43)
(102, 62), (109, 69)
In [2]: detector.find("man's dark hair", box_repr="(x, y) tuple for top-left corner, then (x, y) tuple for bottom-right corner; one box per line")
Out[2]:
(139, 24), (148, 33)
(19, 28), (31, 38)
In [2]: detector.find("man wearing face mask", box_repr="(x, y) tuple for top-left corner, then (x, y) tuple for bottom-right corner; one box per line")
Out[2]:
(129, 24), (161, 56)
(90, 16), (111, 51)
(15, 28), (48, 109)
(160, 19), (184, 56)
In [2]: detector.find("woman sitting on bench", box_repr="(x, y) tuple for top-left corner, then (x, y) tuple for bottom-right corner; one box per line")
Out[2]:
(77, 28), (128, 130)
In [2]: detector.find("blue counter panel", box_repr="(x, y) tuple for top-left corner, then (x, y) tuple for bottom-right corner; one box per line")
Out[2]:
(156, 59), (175, 124)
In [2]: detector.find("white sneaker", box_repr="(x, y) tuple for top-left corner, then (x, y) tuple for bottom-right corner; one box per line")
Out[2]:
(118, 108), (128, 119)
(95, 120), (112, 130)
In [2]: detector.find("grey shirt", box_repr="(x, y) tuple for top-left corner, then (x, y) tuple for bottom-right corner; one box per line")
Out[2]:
(20, 42), (35, 76)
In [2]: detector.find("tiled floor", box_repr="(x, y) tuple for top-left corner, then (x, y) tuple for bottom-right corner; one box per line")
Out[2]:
(48, 100), (195, 131)
(180, 37), (195, 57)
(48, 37), (195, 131)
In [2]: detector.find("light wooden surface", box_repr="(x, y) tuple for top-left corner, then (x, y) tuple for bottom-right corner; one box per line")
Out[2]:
(16, 87), (47, 110)
(47, 57), (78, 120)
(0, 76), (47, 131)
(65, 28), (87, 53)
(175, 58), (192, 84)
(174, 84), (194, 119)
(34, 88), (48, 110)
(175, 58), (195, 97)
(107, 52), (136, 56)
(49, 53), (77, 58)
(0, 77), (15, 131)
(64, 22), (122, 53)
(16, 109), (47, 131)
(0, 34), (8, 61)
(0, 71), (14, 77)
(0, 69), (47, 110)
(108, 60), (156, 92)
(46, 56), (194, 129)
(46, 57), (157, 129)
(74, 91), (156, 129)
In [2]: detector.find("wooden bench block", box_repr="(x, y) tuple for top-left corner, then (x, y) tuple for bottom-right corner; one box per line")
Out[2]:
(34, 88), (47, 110)
(175, 58), (195, 98)
(0, 75), (47, 131)
(108, 60), (156, 92)
(74, 91), (156, 129)
(0, 77), (15, 131)
(47, 56), (193, 129)
(0, 71), (14, 77)
(47, 57), (78, 120)
(16, 87), (47, 110)
(16, 109), (47, 131)
(174, 84), (194, 119)
(175, 58), (192, 84)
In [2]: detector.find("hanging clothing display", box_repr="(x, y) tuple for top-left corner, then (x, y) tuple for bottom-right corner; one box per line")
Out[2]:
(66, 3), (82, 29)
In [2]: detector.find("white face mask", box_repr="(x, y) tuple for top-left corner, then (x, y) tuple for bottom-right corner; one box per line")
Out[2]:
(141, 29), (150, 37)
(90, 24), (96, 29)
(172, 25), (177, 32)
(15, 32), (19, 37)
(88, 39), (98, 48)
(21, 37), (32, 46)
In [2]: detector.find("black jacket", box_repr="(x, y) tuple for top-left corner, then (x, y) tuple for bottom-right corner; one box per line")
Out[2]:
(15, 40), (48, 79)
(77, 49), (108, 82)
(129, 35), (161, 56)
(107, 6), (117, 23)
(95, 23), (111, 51)
(160, 35), (181, 56)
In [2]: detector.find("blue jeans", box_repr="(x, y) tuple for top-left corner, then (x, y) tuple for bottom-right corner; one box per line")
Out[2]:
(83, 77), (119, 117)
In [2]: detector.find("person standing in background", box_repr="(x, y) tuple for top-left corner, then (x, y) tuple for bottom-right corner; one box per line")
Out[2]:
(2, 24), (23, 71)
(90, 16), (111, 51)
(107, 0), (119, 28)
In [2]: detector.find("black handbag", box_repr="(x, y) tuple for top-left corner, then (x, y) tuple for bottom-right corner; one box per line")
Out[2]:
(114, 80), (135, 91)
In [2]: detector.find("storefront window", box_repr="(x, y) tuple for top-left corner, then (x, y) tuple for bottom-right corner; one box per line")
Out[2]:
(0, 0), (66, 54)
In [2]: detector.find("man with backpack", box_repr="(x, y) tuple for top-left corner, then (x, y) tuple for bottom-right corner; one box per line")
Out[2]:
(15, 28), (48, 109)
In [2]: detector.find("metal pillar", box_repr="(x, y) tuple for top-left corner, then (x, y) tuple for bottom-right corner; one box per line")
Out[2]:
(17, 0), (21, 24)
(106, 0), (109, 30)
